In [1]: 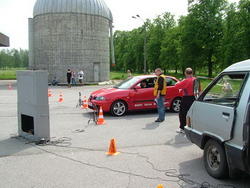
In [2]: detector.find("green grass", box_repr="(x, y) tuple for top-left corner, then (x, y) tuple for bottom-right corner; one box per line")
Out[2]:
(110, 71), (141, 80)
(110, 72), (127, 80)
(198, 78), (213, 90)
(0, 69), (213, 89)
(0, 69), (21, 80)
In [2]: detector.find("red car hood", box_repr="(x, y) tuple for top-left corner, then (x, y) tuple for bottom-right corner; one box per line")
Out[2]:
(91, 87), (119, 97)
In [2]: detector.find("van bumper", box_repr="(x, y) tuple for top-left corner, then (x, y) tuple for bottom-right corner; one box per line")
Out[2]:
(225, 143), (250, 177)
(184, 126), (193, 142)
(186, 127), (250, 177)
(185, 126), (203, 148)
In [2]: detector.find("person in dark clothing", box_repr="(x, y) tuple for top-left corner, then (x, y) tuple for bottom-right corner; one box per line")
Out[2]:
(140, 80), (148, 88)
(153, 68), (166, 122)
(175, 68), (198, 133)
(67, 69), (72, 88)
(51, 77), (58, 86)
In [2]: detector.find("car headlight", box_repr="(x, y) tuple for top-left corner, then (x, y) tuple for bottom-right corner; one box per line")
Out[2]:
(95, 96), (106, 101)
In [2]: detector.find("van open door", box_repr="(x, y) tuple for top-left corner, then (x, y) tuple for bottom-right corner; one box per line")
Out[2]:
(192, 73), (246, 141)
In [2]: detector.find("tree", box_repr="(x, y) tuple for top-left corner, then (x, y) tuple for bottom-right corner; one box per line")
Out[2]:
(238, 0), (250, 59)
(147, 13), (176, 72)
(127, 29), (145, 73)
(12, 49), (21, 68)
(0, 49), (13, 68)
(0, 49), (11, 68)
(0, 48), (29, 69)
(111, 0), (248, 75)
(19, 49), (29, 68)
(218, 0), (250, 69)
(178, 15), (203, 73)
(160, 26), (181, 73)
(113, 31), (130, 71)
(183, 0), (226, 76)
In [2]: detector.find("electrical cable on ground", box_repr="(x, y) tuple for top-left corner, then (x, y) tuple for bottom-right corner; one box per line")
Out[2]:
(11, 136), (243, 188)
(71, 129), (85, 133)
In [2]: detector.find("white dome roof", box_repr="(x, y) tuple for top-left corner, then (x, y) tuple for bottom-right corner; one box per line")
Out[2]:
(33, 0), (113, 21)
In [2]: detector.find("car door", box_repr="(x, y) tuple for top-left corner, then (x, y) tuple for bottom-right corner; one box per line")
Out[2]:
(129, 78), (156, 110)
(190, 73), (245, 141)
(165, 77), (182, 107)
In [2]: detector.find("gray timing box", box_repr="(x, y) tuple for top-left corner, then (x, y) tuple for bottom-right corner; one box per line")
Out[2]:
(17, 71), (50, 141)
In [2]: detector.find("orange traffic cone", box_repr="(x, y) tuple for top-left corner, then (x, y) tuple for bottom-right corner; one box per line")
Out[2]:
(106, 138), (120, 156)
(157, 185), (164, 188)
(8, 84), (12, 90)
(58, 91), (63, 102)
(96, 106), (106, 125)
(82, 96), (88, 109)
(48, 89), (52, 97)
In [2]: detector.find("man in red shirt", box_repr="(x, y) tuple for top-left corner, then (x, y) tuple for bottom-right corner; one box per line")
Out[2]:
(175, 68), (197, 133)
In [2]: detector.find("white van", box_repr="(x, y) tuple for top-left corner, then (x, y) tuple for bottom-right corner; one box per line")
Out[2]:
(185, 59), (250, 179)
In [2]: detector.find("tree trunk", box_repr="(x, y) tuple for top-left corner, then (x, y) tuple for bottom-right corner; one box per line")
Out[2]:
(208, 56), (213, 77)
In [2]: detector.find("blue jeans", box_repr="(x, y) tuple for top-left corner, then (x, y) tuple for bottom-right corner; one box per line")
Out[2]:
(156, 95), (165, 121)
(72, 77), (76, 85)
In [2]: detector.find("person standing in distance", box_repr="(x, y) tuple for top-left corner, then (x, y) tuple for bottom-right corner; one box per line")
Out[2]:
(127, 70), (132, 78)
(78, 69), (84, 86)
(175, 68), (197, 133)
(66, 69), (72, 88)
(154, 68), (166, 122)
(71, 69), (76, 86)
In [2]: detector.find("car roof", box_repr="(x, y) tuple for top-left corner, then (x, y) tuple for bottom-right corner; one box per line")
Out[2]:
(223, 59), (250, 72)
(133, 74), (177, 79)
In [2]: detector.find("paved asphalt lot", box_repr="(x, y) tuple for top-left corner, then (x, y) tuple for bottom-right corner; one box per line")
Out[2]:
(0, 80), (249, 188)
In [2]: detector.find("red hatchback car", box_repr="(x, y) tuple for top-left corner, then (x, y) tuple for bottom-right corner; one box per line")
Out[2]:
(88, 75), (183, 116)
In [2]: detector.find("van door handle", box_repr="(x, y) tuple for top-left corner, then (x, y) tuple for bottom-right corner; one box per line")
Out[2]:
(222, 112), (230, 118)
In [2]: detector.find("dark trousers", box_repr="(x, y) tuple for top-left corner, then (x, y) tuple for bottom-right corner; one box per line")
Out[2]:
(179, 96), (196, 130)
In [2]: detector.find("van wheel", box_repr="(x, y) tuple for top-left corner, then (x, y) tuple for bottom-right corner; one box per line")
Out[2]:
(110, 100), (127, 116)
(170, 98), (181, 112)
(204, 139), (229, 179)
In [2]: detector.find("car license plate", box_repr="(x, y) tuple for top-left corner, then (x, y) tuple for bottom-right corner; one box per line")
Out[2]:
(88, 101), (92, 107)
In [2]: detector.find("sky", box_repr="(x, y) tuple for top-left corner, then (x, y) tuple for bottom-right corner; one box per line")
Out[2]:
(0, 0), (239, 50)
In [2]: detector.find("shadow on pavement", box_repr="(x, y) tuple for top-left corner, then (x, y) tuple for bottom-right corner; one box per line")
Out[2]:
(0, 136), (33, 157)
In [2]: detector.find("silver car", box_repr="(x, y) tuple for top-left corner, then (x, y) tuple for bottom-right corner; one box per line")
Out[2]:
(185, 59), (250, 179)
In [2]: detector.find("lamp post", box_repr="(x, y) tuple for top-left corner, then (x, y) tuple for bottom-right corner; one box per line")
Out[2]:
(132, 15), (146, 74)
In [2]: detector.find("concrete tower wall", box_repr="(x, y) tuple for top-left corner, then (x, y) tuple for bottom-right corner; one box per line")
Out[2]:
(28, 18), (35, 70)
(32, 13), (110, 83)
(29, 0), (114, 84)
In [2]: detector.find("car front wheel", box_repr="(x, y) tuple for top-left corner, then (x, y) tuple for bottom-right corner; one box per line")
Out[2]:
(110, 100), (127, 116)
(170, 98), (181, 112)
(204, 139), (229, 179)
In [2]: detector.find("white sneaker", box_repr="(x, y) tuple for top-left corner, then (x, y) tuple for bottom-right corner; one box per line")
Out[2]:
(176, 128), (185, 134)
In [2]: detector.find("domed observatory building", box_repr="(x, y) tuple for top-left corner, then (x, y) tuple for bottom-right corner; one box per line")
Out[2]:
(29, 0), (114, 83)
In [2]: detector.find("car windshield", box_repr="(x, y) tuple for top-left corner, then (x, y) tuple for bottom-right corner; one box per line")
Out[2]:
(113, 77), (141, 89)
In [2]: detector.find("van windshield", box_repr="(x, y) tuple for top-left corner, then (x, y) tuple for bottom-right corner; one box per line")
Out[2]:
(202, 74), (246, 106)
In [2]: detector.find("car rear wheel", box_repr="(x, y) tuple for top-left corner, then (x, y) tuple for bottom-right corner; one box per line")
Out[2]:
(170, 98), (181, 112)
(204, 139), (229, 179)
(110, 100), (127, 116)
